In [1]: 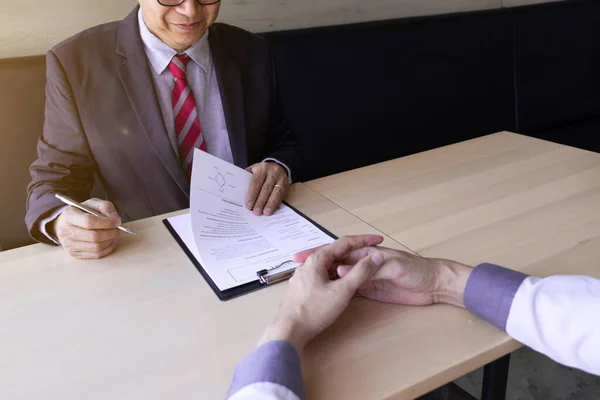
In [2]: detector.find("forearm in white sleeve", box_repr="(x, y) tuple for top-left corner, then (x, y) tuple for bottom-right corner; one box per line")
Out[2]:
(506, 274), (600, 375)
(464, 263), (600, 376)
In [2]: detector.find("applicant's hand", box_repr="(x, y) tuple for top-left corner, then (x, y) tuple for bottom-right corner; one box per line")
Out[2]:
(245, 162), (290, 216)
(293, 244), (473, 308)
(50, 198), (121, 260)
(259, 235), (385, 352)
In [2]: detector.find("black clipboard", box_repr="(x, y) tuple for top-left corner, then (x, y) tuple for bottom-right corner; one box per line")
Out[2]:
(163, 202), (337, 301)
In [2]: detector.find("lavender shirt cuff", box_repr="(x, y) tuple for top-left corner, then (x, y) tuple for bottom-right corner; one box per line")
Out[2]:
(464, 263), (529, 330)
(226, 340), (304, 399)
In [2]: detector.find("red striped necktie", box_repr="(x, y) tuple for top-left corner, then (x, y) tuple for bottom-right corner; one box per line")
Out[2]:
(168, 54), (207, 178)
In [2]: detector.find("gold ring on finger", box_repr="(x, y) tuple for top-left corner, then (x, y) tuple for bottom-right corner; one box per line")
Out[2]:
(274, 184), (285, 193)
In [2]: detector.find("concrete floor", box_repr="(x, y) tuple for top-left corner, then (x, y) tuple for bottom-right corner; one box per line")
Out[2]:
(454, 347), (600, 400)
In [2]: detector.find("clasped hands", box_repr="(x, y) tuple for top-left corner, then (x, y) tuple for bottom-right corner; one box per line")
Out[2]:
(259, 235), (471, 353)
(51, 161), (289, 259)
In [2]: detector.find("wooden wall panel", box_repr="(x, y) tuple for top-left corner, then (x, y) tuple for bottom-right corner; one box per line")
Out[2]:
(0, 0), (503, 58)
(502, 0), (565, 7)
(217, 0), (501, 33)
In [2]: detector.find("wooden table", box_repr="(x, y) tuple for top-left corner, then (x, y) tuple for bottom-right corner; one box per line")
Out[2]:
(3, 132), (599, 399)
(307, 131), (600, 398)
(0, 184), (415, 400)
(307, 132), (600, 276)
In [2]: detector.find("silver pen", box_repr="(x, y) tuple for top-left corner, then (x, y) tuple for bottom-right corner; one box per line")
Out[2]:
(55, 194), (136, 235)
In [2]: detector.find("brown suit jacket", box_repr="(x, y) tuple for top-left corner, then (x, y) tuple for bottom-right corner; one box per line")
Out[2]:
(26, 7), (299, 244)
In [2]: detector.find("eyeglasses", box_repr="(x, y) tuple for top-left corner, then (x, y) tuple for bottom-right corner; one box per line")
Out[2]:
(157, 0), (220, 6)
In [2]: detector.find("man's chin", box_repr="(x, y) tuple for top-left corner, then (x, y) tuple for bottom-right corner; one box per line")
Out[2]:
(169, 36), (204, 51)
(176, 30), (206, 43)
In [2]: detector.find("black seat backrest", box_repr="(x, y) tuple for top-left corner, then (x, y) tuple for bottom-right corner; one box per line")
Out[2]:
(262, 9), (516, 181)
(513, 0), (600, 135)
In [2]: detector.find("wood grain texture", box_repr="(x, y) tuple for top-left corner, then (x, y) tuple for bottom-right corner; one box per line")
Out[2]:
(0, 183), (421, 400)
(4, 132), (599, 400)
(303, 131), (600, 398)
(0, 0), (502, 58)
(307, 132), (600, 276)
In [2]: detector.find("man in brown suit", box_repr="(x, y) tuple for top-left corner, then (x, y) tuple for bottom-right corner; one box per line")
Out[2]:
(26, 0), (299, 259)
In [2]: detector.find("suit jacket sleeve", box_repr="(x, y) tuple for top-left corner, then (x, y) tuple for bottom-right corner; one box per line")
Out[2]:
(263, 50), (300, 180)
(26, 50), (97, 244)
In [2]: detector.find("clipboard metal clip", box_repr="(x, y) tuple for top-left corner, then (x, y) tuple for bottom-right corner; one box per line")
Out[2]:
(257, 260), (296, 285)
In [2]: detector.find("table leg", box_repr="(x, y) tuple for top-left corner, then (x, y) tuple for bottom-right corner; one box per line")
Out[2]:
(481, 354), (511, 400)
(416, 383), (478, 400)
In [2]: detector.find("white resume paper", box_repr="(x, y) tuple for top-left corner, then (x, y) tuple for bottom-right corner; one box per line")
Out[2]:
(170, 149), (334, 291)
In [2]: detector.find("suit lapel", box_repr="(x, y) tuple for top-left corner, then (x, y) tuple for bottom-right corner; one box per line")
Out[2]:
(115, 7), (190, 197)
(209, 26), (248, 168)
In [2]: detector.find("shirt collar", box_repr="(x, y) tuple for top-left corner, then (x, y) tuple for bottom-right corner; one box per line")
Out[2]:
(138, 8), (211, 75)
